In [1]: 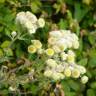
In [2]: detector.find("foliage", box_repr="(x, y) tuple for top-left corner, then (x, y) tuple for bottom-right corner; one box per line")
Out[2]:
(0, 0), (96, 96)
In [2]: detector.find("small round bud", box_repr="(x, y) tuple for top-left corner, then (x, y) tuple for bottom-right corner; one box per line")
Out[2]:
(81, 76), (88, 84)
(11, 31), (17, 37)
(9, 86), (16, 91)
(38, 18), (45, 28)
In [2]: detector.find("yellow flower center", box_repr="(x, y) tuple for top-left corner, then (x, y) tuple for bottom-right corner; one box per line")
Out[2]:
(28, 45), (36, 53)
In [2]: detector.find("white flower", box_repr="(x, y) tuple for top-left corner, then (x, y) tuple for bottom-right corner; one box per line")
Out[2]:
(31, 40), (42, 49)
(11, 31), (17, 37)
(77, 65), (86, 74)
(29, 28), (36, 34)
(16, 11), (45, 34)
(44, 70), (53, 77)
(67, 55), (75, 63)
(52, 72), (64, 80)
(66, 40), (73, 48)
(52, 45), (61, 53)
(26, 11), (37, 23)
(16, 12), (27, 25)
(46, 59), (57, 68)
(60, 52), (67, 61)
(9, 86), (16, 91)
(48, 37), (57, 45)
(45, 48), (54, 56)
(28, 45), (37, 53)
(72, 69), (80, 78)
(72, 33), (79, 40)
(59, 73), (65, 79)
(81, 76), (88, 84)
(64, 68), (71, 77)
(73, 40), (79, 49)
(29, 24), (38, 34)
(56, 39), (67, 51)
(49, 31), (62, 38)
(37, 48), (44, 54)
(61, 30), (71, 35)
(56, 64), (64, 72)
(68, 50), (75, 56)
(67, 50), (75, 63)
(38, 18), (45, 28)
(25, 21), (33, 29)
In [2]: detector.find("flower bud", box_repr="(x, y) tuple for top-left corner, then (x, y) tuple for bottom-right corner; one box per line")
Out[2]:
(81, 76), (88, 84)
(38, 18), (45, 28)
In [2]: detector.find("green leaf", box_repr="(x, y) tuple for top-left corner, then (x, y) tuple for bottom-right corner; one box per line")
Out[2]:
(88, 34), (96, 45)
(58, 19), (68, 29)
(78, 58), (88, 66)
(88, 48), (96, 58)
(66, 92), (76, 96)
(16, 44), (24, 58)
(0, 89), (8, 95)
(61, 80), (70, 92)
(31, 84), (38, 95)
(53, 4), (61, 14)
(88, 57), (96, 68)
(4, 48), (13, 56)
(87, 89), (95, 96)
(31, 1), (41, 13)
(68, 80), (80, 91)
(0, 49), (4, 57)
(0, 57), (10, 63)
(1, 40), (11, 48)
(0, 0), (5, 3)
(74, 3), (89, 22)
(90, 82), (96, 89)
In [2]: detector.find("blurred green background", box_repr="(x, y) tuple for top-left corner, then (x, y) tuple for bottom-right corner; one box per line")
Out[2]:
(0, 0), (96, 96)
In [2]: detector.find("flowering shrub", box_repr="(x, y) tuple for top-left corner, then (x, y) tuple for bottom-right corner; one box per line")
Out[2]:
(27, 29), (88, 82)
(0, 0), (96, 96)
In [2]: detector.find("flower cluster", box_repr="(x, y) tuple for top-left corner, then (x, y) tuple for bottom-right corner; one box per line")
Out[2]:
(44, 30), (88, 83)
(48, 30), (79, 51)
(27, 29), (88, 83)
(16, 11), (45, 34)
(28, 40), (44, 54)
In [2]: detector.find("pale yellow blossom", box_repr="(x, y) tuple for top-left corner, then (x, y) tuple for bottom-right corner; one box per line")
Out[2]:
(72, 69), (80, 78)
(38, 18), (45, 28)
(64, 68), (71, 77)
(45, 48), (54, 56)
(28, 45), (36, 53)
(81, 76), (88, 84)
